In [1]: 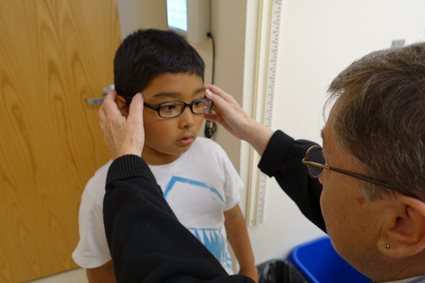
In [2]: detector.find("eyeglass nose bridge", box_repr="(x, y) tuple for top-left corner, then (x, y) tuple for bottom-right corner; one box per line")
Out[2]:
(180, 101), (196, 115)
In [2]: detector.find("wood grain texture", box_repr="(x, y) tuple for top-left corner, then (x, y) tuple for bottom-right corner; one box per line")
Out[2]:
(0, 1), (121, 282)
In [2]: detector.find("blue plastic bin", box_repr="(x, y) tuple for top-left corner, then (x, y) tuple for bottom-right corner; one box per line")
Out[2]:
(287, 236), (370, 283)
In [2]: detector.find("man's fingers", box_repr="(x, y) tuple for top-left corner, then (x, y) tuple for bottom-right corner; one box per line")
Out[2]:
(205, 89), (227, 110)
(98, 92), (112, 128)
(127, 93), (144, 125)
(103, 90), (117, 107)
(205, 88), (239, 117)
(102, 90), (122, 119)
(204, 84), (237, 104)
(204, 113), (218, 122)
(98, 105), (106, 127)
(204, 84), (224, 95)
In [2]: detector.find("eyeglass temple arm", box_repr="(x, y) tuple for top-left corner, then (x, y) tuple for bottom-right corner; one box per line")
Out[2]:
(302, 160), (397, 190)
(328, 165), (397, 190)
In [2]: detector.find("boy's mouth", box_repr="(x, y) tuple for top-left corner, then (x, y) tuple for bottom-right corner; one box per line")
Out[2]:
(177, 136), (194, 146)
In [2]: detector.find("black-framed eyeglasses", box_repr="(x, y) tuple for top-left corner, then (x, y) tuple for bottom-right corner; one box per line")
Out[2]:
(302, 145), (398, 190)
(143, 98), (213, 118)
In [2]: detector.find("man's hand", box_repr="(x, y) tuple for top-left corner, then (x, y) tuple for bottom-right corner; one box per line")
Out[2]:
(98, 91), (145, 159)
(204, 84), (273, 155)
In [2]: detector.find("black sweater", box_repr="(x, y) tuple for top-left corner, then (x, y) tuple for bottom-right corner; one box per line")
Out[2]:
(258, 130), (325, 231)
(103, 130), (325, 282)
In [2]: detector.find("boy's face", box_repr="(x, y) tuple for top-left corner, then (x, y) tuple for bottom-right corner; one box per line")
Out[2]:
(140, 72), (206, 165)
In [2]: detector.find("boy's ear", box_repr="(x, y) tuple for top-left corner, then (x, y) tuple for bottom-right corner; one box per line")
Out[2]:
(377, 194), (425, 259)
(115, 95), (129, 117)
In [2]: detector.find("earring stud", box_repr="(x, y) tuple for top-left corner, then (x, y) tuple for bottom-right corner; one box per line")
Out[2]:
(385, 243), (391, 249)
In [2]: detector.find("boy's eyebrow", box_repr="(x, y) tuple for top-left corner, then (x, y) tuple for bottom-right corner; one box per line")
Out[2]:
(193, 87), (207, 96)
(151, 92), (179, 99)
(320, 128), (325, 147)
(152, 87), (206, 99)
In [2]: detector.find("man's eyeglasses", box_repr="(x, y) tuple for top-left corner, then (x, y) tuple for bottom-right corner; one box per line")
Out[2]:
(302, 145), (397, 190)
(143, 98), (213, 118)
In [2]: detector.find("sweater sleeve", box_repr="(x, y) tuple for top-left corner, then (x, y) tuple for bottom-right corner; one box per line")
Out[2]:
(103, 155), (253, 283)
(258, 130), (326, 232)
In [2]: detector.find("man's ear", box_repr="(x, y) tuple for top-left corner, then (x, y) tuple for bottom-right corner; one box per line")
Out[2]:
(115, 95), (129, 117)
(377, 194), (425, 259)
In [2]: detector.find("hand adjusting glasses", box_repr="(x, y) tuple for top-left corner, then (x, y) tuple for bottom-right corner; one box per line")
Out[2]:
(302, 145), (397, 191)
(144, 98), (213, 118)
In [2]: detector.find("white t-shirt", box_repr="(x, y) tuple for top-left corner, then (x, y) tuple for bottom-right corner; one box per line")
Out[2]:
(72, 138), (243, 273)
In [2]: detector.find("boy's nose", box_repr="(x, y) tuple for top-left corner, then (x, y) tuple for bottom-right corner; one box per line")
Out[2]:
(178, 106), (195, 128)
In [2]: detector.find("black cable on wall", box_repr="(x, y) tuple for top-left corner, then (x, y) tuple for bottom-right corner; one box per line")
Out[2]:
(204, 32), (218, 139)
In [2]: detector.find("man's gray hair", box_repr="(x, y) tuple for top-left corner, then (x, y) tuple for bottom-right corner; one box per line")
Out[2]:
(327, 42), (425, 199)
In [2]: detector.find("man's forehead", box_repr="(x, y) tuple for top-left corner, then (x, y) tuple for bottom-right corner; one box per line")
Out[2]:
(320, 121), (337, 157)
(321, 120), (359, 168)
(321, 103), (339, 149)
(320, 125), (330, 150)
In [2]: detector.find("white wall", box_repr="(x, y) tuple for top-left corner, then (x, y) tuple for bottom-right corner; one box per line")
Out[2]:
(245, 0), (425, 263)
(117, 0), (167, 38)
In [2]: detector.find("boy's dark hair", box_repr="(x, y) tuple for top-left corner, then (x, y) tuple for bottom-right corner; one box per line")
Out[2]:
(114, 28), (205, 98)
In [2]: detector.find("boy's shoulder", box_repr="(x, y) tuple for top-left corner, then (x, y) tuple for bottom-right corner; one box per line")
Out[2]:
(82, 160), (113, 199)
(192, 137), (223, 151)
(190, 137), (227, 156)
(189, 137), (230, 162)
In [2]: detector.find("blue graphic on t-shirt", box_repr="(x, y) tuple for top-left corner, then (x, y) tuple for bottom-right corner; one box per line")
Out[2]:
(191, 227), (232, 272)
(163, 176), (232, 272)
(163, 176), (224, 202)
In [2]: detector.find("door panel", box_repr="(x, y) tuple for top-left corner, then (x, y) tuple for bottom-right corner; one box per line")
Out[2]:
(0, 1), (121, 282)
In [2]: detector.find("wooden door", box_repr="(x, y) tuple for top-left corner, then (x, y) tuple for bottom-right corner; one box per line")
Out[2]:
(0, 1), (121, 282)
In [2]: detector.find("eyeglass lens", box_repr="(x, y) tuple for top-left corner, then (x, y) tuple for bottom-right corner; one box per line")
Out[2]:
(305, 146), (326, 177)
(159, 99), (212, 117)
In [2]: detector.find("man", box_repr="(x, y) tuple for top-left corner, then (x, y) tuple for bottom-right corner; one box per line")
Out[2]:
(99, 42), (425, 282)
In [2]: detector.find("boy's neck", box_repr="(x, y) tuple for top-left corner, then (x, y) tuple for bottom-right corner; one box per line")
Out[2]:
(142, 151), (182, 166)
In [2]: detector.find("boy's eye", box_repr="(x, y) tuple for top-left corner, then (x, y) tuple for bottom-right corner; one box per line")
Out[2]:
(160, 103), (179, 113)
(192, 100), (204, 107)
(192, 100), (208, 110)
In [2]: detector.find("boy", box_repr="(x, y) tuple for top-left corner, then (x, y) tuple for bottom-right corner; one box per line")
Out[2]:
(72, 29), (258, 283)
